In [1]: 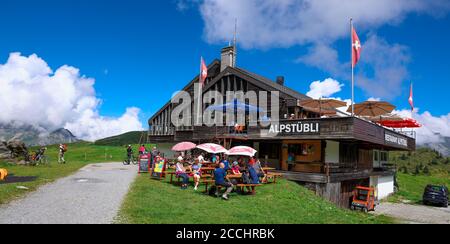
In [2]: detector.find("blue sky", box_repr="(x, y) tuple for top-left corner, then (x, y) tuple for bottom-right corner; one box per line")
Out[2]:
(1, 0), (449, 140)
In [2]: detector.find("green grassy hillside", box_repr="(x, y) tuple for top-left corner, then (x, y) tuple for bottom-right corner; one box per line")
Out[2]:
(390, 148), (450, 175)
(94, 131), (147, 146)
(117, 176), (395, 224)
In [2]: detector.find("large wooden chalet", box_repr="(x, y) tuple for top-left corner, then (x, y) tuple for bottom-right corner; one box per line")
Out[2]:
(148, 46), (416, 208)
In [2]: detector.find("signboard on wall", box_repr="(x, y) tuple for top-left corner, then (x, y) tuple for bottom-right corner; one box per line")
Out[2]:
(268, 122), (320, 136)
(385, 133), (408, 148)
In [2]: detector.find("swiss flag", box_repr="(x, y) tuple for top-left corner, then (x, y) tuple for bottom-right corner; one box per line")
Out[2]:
(409, 83), (414, 111)
(200, 57), (208, 87)
(352, 27), (362, 67)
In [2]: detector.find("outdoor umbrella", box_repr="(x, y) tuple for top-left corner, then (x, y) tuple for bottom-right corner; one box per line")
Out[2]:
(172, 142), (197, 152)
(347, 101), (396, 117)
(206, 99), (264, 113)
(367, 114), (404, 123)
(196, 143), (228, 154)
(300, 98), (347, 110)
(379, 118), (422, 128)
(226, 146), (257, 157)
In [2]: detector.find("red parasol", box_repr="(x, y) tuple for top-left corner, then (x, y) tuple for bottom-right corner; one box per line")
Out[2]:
(378, 118), (422, 128)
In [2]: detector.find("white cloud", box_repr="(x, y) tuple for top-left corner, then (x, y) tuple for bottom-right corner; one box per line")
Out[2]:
(394, 109), (450, 145)
(0, 53), (144, 141)
(368, 97), (381, 102)
(306, 78), (344, 99)
(197, 0), (449, 49)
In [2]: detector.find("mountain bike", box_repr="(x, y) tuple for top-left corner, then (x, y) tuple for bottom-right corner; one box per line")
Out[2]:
(123, 154), (138, 165)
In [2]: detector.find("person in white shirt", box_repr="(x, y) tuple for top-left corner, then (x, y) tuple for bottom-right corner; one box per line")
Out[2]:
(197, 154), (205, 164)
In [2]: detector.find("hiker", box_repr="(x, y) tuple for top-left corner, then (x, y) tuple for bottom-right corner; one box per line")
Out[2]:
(58, 144), (67, 164)
(151, 146), (159, 164)
(139, 144), (147, 155)
(35, 147), (47, 162)
(214, 162), (234, 200)
(126, 145), (133, 160)
(175, 157), (189, 190)
(191, 159), (202, 191)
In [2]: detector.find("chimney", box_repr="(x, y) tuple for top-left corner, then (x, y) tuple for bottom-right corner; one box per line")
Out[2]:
(220, 46), (236, 72)
(276, 76), (285, 86)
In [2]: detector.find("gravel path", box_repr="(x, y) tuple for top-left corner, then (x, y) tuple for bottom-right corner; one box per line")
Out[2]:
(374, 202), (450, 224)
(0, 163), (137, 224)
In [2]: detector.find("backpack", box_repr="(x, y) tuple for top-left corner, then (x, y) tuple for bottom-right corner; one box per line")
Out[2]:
(62, 145), (68, 152)
(241, 172), (252, 184)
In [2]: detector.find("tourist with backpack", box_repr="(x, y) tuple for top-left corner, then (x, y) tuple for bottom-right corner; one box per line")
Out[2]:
(58, 144), (67, 164)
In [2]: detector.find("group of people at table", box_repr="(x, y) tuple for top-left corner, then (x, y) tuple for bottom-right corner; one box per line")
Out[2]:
(174, 154), (268, 200)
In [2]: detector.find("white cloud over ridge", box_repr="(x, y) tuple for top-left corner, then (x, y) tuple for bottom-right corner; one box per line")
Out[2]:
(188, 0), (450, 100)
(306, 78), (344, 99)
(0, 53), (144, 141)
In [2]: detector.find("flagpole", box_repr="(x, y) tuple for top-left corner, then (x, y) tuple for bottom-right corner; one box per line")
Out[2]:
(196, 57), (203, 126)
(350, 18), (355, 117)
(411, 82), (414, 119)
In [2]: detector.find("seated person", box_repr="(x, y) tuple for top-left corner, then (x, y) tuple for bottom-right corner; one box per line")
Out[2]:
(191, 160), (202, 191)
(214, 163), (234, 200)
(253, 158), (267, 183)
(221, 156), (230, 171)
(175, 158), (190, 190)
(248, 165), (260, 185)
(231, 161), (241, 175)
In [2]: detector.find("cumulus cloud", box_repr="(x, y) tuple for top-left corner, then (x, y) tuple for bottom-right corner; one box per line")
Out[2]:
(188, 0), (449, 99)
(306, 78), (344, 99)
(196, 0), (449, 49)
(0, 53), (144, 141)
(394, 109), (450, 145)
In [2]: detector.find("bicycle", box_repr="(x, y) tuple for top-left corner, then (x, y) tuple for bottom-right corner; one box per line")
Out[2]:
(123, 154), (138, 165)
(35, 155), (50, 166)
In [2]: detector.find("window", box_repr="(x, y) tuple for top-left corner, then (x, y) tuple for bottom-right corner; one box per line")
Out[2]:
(373, 150), (380, 162)
(380, 151), (388, 162)
(259, 143), (280, 159)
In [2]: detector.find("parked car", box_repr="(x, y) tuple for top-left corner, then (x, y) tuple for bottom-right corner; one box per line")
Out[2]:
(423, 185), (448, 208)
(351, 186), (376, 213)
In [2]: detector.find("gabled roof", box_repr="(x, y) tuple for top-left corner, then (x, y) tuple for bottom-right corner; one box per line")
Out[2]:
(149, 61), (311, 123)
(234, 67), (311, 101)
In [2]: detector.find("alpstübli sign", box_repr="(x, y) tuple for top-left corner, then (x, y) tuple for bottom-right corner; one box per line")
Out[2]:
(269, 122), (320, 134)
(385, 133), (408, 147)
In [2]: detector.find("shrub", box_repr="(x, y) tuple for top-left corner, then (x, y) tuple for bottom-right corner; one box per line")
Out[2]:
(423, 166), (430, 175)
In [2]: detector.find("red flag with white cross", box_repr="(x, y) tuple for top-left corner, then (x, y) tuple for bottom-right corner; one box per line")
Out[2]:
(200, 57), (208, 87)
(352, 27), (362, 67)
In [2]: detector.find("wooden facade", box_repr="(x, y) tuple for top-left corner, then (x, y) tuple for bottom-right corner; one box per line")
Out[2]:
(147, 47), (416, 208)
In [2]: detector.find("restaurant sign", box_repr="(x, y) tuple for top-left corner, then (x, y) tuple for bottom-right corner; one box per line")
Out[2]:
(269, 122), (320, 135)
(385, 133), (408, 147)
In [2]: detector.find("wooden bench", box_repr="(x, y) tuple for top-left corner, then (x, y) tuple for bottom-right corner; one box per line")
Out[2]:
(202, 179), (216, 193)
(236, 184), (262, 195)
(166, 172), (182, 185)
(266, 173), (283, 183)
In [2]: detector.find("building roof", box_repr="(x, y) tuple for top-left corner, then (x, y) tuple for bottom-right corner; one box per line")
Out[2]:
(149, 60), (311, 122)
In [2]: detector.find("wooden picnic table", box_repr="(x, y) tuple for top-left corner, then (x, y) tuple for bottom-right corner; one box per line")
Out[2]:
(226, 174), (242, 180)
(262, 167), (276, 172)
